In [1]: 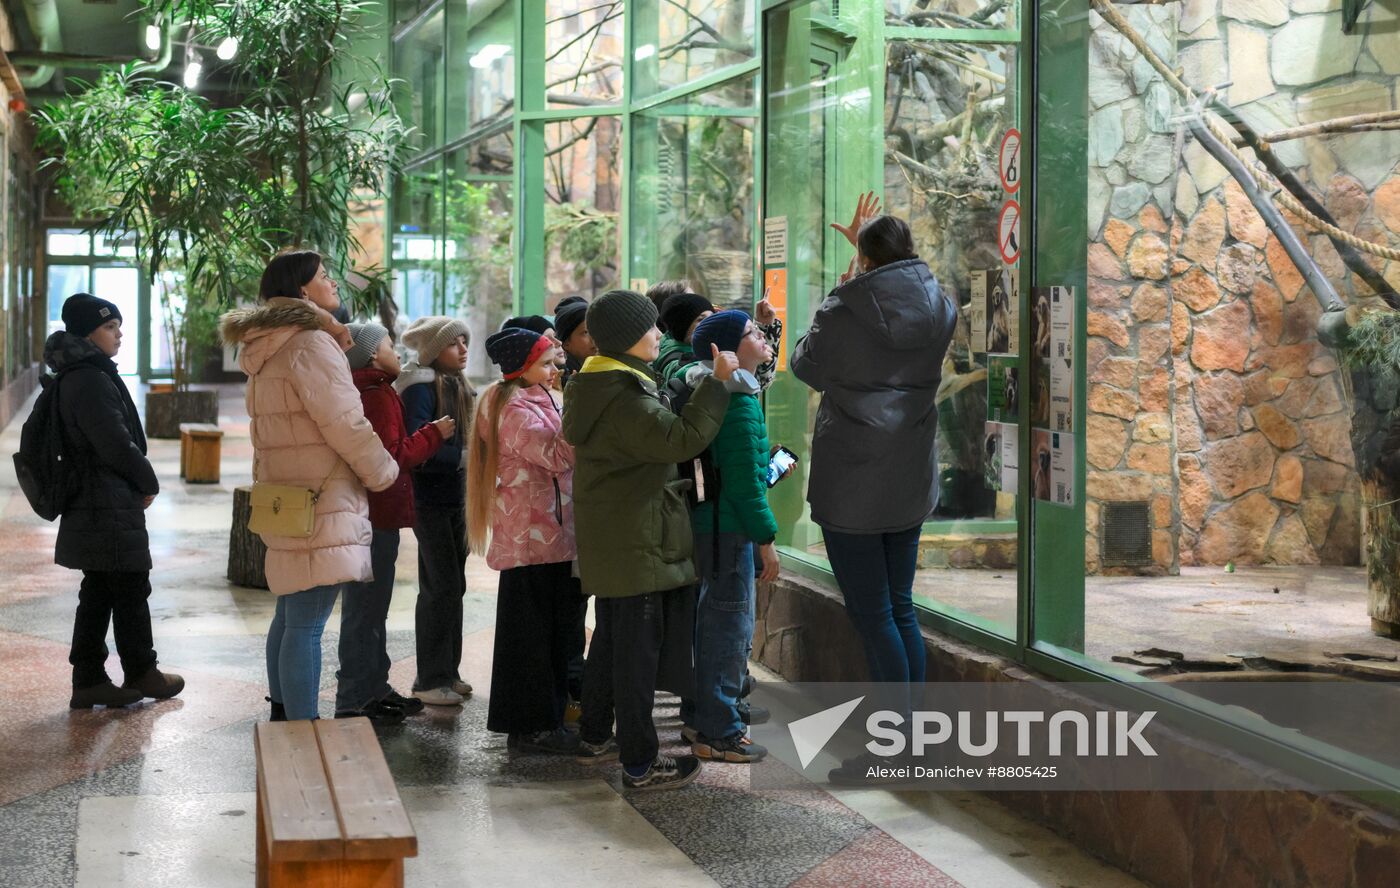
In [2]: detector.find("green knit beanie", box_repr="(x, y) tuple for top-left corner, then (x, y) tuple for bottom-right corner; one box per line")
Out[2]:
(586, 289), (658, 355)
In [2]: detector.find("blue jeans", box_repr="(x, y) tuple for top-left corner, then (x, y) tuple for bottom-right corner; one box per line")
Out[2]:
(266, 584), (341, 720)
(691, 532), (755, 740)
(822, 526), (925, 721)
(335, 530), (400, 711)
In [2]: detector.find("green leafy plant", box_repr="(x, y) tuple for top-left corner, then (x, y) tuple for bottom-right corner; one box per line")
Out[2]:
(545, 202), (619, 275)
(34, 0), (407, 389)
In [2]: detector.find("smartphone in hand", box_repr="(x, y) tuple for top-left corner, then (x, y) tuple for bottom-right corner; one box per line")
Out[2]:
(766, 446), (799, 488)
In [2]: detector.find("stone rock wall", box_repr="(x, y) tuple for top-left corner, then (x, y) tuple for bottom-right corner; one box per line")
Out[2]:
(1086, 1), (1400, 572)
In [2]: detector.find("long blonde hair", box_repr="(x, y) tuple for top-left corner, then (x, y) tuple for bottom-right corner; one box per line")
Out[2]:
(466, 378), (526, 553)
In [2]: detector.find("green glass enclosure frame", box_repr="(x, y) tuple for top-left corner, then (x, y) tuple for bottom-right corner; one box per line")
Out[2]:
(384, 0), (1400, 801)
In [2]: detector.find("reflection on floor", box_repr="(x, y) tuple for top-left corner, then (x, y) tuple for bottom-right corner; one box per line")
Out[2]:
(0, 385), (1145, 888)
(911, 562), (1400, 679)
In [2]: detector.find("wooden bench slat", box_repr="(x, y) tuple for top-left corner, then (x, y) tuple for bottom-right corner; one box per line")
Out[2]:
(178, 422), (222, 434)
(315, 718), (418, 861)
(255, 721), (343, 862)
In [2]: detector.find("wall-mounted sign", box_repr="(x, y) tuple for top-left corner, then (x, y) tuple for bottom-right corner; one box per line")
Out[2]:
(984, 421), (1019, 492)
(764, 216), (788, 266)
(1032, 429), (1075, 507)
(973, 268), (1018, 354)
(998, 200), (1021, 265)
(999, 128), (1022, 194)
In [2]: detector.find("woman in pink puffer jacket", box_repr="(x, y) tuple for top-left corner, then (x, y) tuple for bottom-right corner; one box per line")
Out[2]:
(467, 327), (582, 755)
(220, 250), (397, 721)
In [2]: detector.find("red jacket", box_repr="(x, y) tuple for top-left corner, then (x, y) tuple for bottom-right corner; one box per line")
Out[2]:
(353, 367), (444, 529)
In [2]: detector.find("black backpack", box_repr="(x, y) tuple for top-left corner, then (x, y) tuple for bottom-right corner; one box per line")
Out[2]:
(12, 368), (80, 521)
(662, 370), (720, 511)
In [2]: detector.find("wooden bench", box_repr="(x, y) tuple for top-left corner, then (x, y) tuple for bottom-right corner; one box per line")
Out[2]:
(254, 718), (417, 888)
(179, 422), (223, 483)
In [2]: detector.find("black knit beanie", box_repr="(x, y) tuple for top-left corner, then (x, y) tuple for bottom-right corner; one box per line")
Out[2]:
(62, 293), (122, 337)
(554, 300), (589, 344)
(503, 315), (554, 337)
(587, 290), (658, 355)
(658, 293), (714, 341)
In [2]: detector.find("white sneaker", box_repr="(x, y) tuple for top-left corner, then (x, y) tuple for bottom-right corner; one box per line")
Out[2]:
(451, 680), (473, 697)
(414, 686), (465, 706)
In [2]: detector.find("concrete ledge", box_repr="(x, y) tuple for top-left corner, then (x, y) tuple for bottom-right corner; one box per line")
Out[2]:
(755, 570), (1400, 888)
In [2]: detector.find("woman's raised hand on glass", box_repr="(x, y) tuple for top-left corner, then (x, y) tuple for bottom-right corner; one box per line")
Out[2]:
(830, 190), (881, 248)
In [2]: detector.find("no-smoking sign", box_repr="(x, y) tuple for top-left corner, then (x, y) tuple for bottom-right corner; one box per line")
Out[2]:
(998, 200), (1021, 264)
(999, 128), (1022, 194)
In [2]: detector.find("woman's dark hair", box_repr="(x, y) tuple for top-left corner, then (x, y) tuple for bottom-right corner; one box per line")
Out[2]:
(259, 250), (323, 301)
(857, 215), (917, 269)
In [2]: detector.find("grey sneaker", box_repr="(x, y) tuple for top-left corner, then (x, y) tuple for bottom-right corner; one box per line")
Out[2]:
(576, 736), (620, 764)
(694, 732), (768, 763)
(622, 754), (702, 792)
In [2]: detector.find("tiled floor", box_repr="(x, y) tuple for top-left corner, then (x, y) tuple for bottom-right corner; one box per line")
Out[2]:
(0, 383), (1146, 888)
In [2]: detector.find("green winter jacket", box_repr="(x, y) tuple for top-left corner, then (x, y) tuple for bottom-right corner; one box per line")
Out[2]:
(692, 391), (779, 544)
(562, 354), (730, 598)
(654, 333), (696, 385)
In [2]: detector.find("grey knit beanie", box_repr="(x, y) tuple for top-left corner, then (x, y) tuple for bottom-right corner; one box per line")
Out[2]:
(345, 323), (390, 371)
(401, 316), (470, 365)
(587, 290), (658, 355)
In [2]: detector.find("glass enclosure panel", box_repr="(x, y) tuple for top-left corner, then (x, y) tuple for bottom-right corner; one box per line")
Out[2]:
(761, 0), (859, 563)
(883, 36), (1020, 631)
(46, 229), (89, 256)
(445, 145), (514, 377)
(394, 9), (446, 156)
(47, 265), (89, 331)
(446, 0), (515, 138)
(543, 118), (621, 306)
(633, 0), (757, 97)
(391, 157), (446, 320)
(91, 266), (141, 376)
(886, 0), (1013, 30)
(545, 1), (624, 109)
(1034, 0), (1400, 771)
(630, 75), (756, 311)
(149, 270), (183, 373)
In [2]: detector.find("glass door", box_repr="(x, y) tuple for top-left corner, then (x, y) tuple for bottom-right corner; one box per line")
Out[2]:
(92, 266), (142, 377)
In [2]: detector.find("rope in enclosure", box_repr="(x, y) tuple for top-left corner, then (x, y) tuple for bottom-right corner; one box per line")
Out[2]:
(1089, 0), (1400, 262)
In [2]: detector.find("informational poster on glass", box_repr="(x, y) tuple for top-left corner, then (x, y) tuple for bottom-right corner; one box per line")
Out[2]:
(1032, 428), (1075, 506)
(1030, 285), (1075, 433)
(983, 421), (1019, 492)
(972, 269), (1017, 355)
(987, 353), (1018, 424)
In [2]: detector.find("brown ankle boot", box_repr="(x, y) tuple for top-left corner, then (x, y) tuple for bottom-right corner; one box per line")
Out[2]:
(70, 681), (144, 709)
(123, 667), (185, 700)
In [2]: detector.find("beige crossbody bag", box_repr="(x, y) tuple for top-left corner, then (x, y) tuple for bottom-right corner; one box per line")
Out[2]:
(246, 377), (335, 538)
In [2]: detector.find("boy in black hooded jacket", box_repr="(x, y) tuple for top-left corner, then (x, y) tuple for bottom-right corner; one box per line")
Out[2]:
(45, 293), (184, 709)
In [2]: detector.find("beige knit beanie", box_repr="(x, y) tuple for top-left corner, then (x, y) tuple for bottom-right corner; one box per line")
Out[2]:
(401, 316), (470, 365)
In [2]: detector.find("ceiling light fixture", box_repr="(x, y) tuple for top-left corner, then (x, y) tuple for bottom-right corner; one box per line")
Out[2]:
(216, 37), (238, 60)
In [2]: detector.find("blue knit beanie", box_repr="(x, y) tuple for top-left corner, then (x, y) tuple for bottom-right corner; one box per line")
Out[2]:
(690, 310), (750, 358)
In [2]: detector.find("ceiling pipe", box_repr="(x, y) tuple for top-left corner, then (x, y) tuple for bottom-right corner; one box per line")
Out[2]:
(16, 0), (61, 89)
(9, 18), (177, 75)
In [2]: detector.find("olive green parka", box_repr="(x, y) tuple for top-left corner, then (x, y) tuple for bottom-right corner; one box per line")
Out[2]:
(562, 354), (729, 597)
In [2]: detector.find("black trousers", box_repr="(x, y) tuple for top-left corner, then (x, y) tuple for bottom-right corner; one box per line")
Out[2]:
(70, 570), (157, 690)
(412, 505), (469, 691)
(566, 590), (588, 702)
(579, 589), (690, 769)
(486, 562), (581, 735)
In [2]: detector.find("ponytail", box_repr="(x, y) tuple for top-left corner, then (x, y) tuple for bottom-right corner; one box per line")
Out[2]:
(466, 378), (526, 554)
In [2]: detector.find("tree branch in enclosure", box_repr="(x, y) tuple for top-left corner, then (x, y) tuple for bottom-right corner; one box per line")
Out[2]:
(1223, 111), (1398, 305)
(1188, 117), (1342, 311)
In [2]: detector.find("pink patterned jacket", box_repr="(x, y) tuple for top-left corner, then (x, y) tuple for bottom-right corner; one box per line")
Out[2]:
(482, 383), (577, 570)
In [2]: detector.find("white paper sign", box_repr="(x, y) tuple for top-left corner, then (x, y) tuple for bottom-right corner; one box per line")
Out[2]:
(1032, 429), (1074, 507)
(1049, 285), (1075, 433)
(764, 216), (788, 266)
